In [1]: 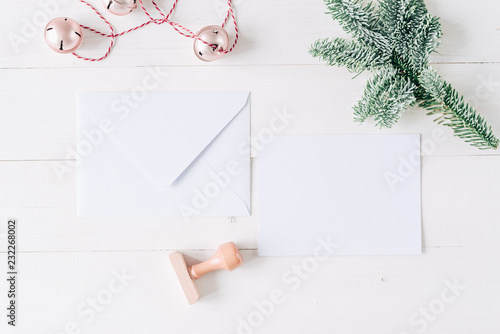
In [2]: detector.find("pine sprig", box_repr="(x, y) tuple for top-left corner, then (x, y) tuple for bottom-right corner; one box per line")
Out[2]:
(310, 0), (498, 150)
(324, 0), (391, 52)
(354, 67), (416, 127)
(310, 38), (389, 72)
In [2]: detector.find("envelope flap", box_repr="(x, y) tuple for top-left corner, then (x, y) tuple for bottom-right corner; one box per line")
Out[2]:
(78, 91), (250, 188)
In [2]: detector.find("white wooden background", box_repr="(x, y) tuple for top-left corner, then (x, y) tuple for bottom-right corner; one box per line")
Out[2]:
(1, 0), (500, 333)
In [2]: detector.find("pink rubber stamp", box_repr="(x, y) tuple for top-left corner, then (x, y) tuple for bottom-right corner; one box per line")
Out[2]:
(170, 242), (243, 305)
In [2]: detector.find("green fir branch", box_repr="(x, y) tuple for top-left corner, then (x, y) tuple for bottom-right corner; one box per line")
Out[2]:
(407, 14), (442, 70)
(354, 67), (417, 127)
(419, 68), (499, 150)
(310, 0), (499, 150)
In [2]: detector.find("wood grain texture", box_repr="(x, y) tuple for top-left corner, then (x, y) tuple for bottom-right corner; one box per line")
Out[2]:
(0, 0), (499, 333)
(0, 156), (499, 252)
(0, 0), (499, 67)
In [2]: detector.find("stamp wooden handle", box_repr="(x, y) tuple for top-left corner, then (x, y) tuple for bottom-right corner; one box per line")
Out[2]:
(189, 242), (243, 279)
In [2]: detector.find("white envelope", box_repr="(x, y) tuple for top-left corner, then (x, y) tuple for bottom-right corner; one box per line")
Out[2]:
(77, 92), (251, 219)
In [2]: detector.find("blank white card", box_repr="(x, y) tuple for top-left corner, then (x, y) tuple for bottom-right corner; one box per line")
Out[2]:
(258, 135), (421, 256)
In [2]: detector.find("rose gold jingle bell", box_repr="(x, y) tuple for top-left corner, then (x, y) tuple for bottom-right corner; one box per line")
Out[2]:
(193, 25), (229, 62)
(44, 17), (83, 54)
(103, 0), (137, 16)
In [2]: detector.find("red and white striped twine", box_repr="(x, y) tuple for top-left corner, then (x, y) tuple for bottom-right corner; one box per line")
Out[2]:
(72, 0), (238, 62)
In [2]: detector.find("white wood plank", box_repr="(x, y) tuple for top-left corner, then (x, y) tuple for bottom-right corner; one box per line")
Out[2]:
(0, 156), (499, 252)
(0, 64), (499, 162)
(0, 0), (498, 68)
(1, 248), (499, 333)
(1, 1), (499, 332)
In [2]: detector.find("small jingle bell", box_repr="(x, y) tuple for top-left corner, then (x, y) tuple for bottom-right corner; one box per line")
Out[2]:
(44, 17), (83, 54)
(103, 0), (137, 16)
(193, 25), (229, 62)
